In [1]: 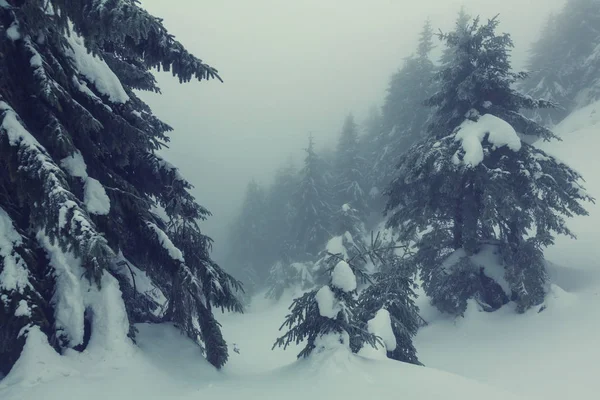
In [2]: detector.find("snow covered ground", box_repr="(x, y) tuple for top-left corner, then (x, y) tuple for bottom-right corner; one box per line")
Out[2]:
(1, 103), (599, 399)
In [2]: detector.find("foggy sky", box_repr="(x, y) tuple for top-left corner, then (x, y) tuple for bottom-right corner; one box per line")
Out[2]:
(138, 0), (565, 261)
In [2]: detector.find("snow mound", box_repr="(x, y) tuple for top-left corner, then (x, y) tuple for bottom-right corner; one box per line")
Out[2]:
(84, 178), (110, 215)
(454, 113), (521, 166)
(331, 260), (357, 292)
(367, 309), (396, 351)
(325, 235), (347, 258)
(316, 286), (339, 318)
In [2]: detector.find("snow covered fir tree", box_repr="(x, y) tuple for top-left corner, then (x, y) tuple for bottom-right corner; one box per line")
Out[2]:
(385, 16), (593, 315)
(273, 255), (378, 358)
(0, 0), (242, 374)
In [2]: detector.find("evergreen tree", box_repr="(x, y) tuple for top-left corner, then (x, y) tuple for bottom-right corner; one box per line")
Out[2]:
(523, 0), (600, 125)
(0, 0), (241, 373)
(355, 245), (421, 365)
(334, 114), (367, 213)
(371, 19), (437, 193)
(440, 7), (471, 65)
(386, 16), (592, 315)
(293, 136), (332, 258)
(264, 160), (299, 263)
(273, 256), (377, 358)
(228, 180), (270, 292)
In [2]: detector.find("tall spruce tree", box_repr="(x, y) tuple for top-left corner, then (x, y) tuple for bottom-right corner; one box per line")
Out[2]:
(264, 160), (299, 263)
(386, 16), (592, 315)
(334, 114), (367, 213)
(371, 19), (436, 193)
(0, 0), (241, 374)
(293, 136), (332, 258)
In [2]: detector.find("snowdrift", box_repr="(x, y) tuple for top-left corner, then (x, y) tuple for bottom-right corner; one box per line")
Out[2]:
(0, 320), (527, 400)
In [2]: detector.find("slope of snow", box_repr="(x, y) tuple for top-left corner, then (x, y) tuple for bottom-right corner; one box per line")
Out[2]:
(536, 100), (600, 271)
(0, 316), (529, 400)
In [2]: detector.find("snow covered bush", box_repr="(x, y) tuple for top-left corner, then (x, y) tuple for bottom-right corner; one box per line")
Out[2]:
(386, 16), (593, 315)
(0, 0), (241, 374)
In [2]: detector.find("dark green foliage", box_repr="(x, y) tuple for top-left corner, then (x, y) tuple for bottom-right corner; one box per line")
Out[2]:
(354, 242), (421, 364)
(334, 114), (368, 214)
(293, 136), (333, 257)
(522, 0), (600, 125)
(368, 19), (437, 194)
(386, 16), (593, 315)
(0, 0), (240, 372)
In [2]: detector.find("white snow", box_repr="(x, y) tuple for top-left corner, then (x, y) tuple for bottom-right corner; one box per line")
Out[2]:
(37, 232), (87, 347)
(29, 53), (43, 68)
(61, 152), (110, 215)
(315, 285), (340, 319)
(442, 244), (511, 295)
(454, 113), (522, 166)
(367, 309), (396, 351)
(325, 235), (347, 258)
(84, 177), (110, 215)
(6, 23), (20, 41)
(146, 222), (184, 262)
(14, 299), (31, 317)
(72, 76), (102, 101)
(61, 151), (88, 178)
(0, 207), (30, 293)
(331, 260), (357, 292)
(65, 31), (129, 104)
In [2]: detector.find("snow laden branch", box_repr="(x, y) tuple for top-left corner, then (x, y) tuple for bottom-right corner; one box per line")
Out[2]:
(0, 100), (114, 284)
(55, 0), (222, 83)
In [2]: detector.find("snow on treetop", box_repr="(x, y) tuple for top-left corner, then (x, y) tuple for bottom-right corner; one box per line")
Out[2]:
(331, 260), (357, 292)
(65, 31), (130, 104)
(454, 113), (522, 167)
(326, 235), (348, 259)
(367, 309), (397, 351)
(315, 285), (340, 319)
(342, 203), (351, 212)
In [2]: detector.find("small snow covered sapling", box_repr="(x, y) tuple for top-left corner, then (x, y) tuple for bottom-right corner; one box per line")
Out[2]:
(354, 239), (422, 365)
(273, 256), (378, 358)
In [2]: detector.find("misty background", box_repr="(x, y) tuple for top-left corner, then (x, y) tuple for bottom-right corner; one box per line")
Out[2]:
(138, 0), (565, 262)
